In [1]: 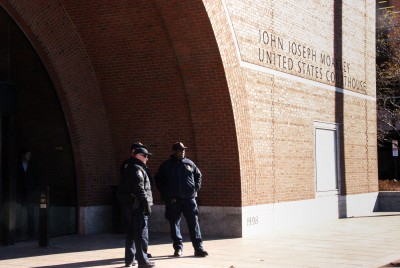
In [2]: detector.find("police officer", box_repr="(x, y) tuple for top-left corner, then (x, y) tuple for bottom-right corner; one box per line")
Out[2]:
(118, 144), (155, 268)
(155, 142), (208, 257)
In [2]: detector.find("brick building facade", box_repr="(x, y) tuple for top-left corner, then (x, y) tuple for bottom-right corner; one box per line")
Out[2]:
(0, 0), (377, 241)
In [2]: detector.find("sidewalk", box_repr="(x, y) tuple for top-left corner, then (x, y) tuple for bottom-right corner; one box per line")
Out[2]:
(1, 212), (400, 268)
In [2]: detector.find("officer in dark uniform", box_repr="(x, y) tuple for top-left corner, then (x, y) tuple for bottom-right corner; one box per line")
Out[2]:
(155, 142), (208, 257)
(118, 144), (155, 268)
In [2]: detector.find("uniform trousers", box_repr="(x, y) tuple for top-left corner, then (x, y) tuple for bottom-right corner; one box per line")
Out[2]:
(165, 197), (203, 251)
(124, 207), (149, 266)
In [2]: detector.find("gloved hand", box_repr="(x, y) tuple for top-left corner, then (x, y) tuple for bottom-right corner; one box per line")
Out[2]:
(144, 203), (152, 216)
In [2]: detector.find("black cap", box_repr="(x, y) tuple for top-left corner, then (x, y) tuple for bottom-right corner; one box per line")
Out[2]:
(134, 147), (152, 157)
(172, 142), (187, 151)
(130, 141), (146, 151)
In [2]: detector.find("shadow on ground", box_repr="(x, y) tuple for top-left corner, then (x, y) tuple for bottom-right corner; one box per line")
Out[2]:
(0, 233), (166, 261)
(0, 232), (221, 262)
(380, 261), (400, 267)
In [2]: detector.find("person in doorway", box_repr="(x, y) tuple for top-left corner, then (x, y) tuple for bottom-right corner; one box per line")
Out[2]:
(155, 142), (208, 257)
(118, 143), (155, 268)
(16, 148), (39, 238)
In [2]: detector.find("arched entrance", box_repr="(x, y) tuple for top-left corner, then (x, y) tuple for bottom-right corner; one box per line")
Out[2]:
(0, 7), (76, 245)
(0, 0), (248, 238)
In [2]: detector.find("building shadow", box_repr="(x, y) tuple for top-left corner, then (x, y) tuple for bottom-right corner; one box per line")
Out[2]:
(0, 233), (166, 261)
(374, 192), (400, 212)
(34, 254), (201, 268)
(0, 232), (220, 262)
(334, 0), (347, 218)
(34, 258), (125, 268)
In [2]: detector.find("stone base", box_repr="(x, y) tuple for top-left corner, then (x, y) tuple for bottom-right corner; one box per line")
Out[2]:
(242, 192), (379, 237)
(79, 206), (112, 234)
(78, 192), (388, 237)
(148, 205), (242, 237)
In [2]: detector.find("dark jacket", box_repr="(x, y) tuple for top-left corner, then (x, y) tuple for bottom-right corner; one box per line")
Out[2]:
(16, 160), (39, 203)
(118, 157), (153, 210)
(155, 156), (202, 199)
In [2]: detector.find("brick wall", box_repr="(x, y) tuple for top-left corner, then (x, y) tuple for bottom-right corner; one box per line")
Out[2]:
(0, 0), (378, 211)
(0, 0), (242, 207)
(1, 0), (118, 206)
(205, 0), (377, 206)
(0, 8), (76, 205)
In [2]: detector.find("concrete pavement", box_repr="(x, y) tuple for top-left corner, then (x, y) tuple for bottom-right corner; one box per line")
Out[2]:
(1, 212), (400, 267)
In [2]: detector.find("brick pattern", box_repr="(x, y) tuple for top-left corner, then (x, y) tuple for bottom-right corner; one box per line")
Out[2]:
(0, 0), (378, 210)
(1, 0), (117, 206)
(0, 8), (76, 205)
(205, 0), (378, 205)
(1, 0), (243, 207)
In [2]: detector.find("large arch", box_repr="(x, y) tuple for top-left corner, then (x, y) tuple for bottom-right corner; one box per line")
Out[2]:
(0, 1), (116, 233)
(0, 0), (253, 236)
(154, 0), (250, 206)
(1, 1), (117, 201)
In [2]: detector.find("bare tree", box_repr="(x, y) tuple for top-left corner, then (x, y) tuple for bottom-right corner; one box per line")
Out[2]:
(377, 7), (400, 146)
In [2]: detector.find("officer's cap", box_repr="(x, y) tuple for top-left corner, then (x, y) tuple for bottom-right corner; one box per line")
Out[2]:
(130, 141), (146, 151)
(134, 147), (152, 157)
(172, 142), (187, 151)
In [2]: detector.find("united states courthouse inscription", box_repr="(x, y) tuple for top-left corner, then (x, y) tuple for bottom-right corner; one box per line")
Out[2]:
(224, 0), (374, 94)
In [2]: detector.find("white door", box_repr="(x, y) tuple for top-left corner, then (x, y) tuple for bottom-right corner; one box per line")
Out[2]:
(315, 123), (339, 194)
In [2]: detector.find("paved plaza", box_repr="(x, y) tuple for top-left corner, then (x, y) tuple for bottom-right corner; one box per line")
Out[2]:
(1, 212), (400, 268)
